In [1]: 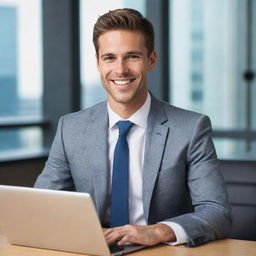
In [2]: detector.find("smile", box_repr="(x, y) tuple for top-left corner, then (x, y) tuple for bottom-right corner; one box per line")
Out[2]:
(111, 79), (135, 85)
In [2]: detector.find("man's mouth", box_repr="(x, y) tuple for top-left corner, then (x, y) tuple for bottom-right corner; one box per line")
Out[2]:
(111, 79), (135, 85)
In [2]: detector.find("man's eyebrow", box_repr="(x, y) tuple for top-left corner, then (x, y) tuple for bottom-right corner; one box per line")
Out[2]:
(99, 53), (114, 58)
(126, 51), (143, 56)
(99, 51), (144, 58)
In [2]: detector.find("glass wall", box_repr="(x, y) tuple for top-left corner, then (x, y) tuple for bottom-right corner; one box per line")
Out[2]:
(80, 0), (146, 108)
(170, 0), (256, 158)
(0, 0), (42, 155)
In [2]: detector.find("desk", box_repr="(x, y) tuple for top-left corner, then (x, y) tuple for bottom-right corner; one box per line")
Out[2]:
(0, 239), (256, 256)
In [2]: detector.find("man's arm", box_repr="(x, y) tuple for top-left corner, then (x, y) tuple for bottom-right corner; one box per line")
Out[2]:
(104, 115), (232, 247)
(165, 115), (232, 246)
(34, 117), (74, 190)
(104, 224), (176, 246)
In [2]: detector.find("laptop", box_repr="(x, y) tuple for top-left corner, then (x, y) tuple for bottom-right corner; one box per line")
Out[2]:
(0, 185), (146, 256)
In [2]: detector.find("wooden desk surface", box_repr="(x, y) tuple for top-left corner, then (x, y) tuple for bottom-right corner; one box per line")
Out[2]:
(0, 238), (256, 256)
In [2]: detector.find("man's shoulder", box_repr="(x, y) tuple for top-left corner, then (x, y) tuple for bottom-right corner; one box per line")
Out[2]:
(60, 101), (107, 123)
(151, 97), (212, 137)
(150, 96), (212, 132)
(165, 102), (203, 119)
(152, 97), (204, 121)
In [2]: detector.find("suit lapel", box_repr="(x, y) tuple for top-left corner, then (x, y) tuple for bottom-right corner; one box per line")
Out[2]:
(142, 97), (169, 222)
(85, 97), (169, 223)
(88, 102), (110, 222)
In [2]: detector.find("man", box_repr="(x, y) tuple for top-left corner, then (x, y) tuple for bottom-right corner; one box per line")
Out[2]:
(35, 8), (231, 247)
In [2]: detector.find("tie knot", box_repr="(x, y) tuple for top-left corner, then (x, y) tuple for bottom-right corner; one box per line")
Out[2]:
(116, 120), (134, 137)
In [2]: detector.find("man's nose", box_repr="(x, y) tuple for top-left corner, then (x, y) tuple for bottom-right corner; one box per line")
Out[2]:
(114, 59), (129, 76)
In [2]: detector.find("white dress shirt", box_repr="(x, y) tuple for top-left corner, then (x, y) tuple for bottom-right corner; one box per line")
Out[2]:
(107, 92), (188, 245)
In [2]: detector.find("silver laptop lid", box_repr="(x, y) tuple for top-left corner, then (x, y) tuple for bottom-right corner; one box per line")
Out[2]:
(0, 185), (110, 256)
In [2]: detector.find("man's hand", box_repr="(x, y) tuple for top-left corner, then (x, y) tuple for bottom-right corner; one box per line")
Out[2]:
(104, 224), (176, 246)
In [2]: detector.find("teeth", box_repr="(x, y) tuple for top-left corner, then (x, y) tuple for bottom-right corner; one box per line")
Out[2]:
(113, 80), (132, 85)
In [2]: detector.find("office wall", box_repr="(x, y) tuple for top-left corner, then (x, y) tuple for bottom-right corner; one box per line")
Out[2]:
(0, 158), (46, 187)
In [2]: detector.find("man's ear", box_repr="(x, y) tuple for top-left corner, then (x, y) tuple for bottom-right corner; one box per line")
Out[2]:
(148, 50), (157, 71)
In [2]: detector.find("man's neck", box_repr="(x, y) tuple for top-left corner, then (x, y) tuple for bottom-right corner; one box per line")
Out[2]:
(108, 93), (148, 119)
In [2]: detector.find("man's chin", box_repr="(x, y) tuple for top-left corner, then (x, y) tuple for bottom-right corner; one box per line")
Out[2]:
(107, 88), (147, 107)
(111, 96), (134, 105)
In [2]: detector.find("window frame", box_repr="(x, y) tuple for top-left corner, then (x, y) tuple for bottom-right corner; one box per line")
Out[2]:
(149, 0), (256, 159)
(1, 0), (256, 161)
(0, 0), (80, 162)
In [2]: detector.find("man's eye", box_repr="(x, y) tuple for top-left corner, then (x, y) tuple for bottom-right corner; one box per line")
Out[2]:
(128, 55), (139, 59)
(103, 56), (114, 61)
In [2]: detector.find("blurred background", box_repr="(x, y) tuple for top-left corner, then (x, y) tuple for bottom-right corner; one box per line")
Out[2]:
(0, 0), (255, 241)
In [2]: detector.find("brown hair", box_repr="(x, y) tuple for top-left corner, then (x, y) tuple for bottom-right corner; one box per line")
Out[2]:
(93, 8), (154, 57)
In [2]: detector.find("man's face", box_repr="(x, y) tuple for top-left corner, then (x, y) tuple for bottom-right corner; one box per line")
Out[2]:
(97, 30), (156, 110)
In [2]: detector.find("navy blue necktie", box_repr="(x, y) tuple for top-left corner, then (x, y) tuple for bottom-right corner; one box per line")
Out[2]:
(110, 120), (134, 227)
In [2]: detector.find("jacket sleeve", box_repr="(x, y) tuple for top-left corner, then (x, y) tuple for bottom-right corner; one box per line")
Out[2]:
(164, 115), (232, 247)
(34, 117), (74, 190)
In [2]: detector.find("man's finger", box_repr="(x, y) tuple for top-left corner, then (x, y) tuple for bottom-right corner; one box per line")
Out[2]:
(105, 229), (127, 245)
(117, 234), (130, 246)
(104, 228), (114, 237)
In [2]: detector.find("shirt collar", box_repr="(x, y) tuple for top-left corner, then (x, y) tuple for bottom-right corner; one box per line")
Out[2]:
(108, 92), (151, 129)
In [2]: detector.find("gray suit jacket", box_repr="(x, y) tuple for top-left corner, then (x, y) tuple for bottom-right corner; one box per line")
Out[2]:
(35, 95), (232, 247)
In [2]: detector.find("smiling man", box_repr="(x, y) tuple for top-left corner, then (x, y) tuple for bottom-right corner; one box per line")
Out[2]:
(97, 29), (155, 118)
(35, 8), (232, 247)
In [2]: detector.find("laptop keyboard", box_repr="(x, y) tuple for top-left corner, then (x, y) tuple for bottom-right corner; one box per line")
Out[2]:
(109, 244), (125, 254)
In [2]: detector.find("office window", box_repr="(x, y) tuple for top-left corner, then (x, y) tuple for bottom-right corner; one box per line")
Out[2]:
(0, 0), (42, 156)
(80, 0), (146, 108)
(170, 0), (256, 158)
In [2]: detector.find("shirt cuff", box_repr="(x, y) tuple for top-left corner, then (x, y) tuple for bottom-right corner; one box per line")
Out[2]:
(158, 221), (188, 245)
